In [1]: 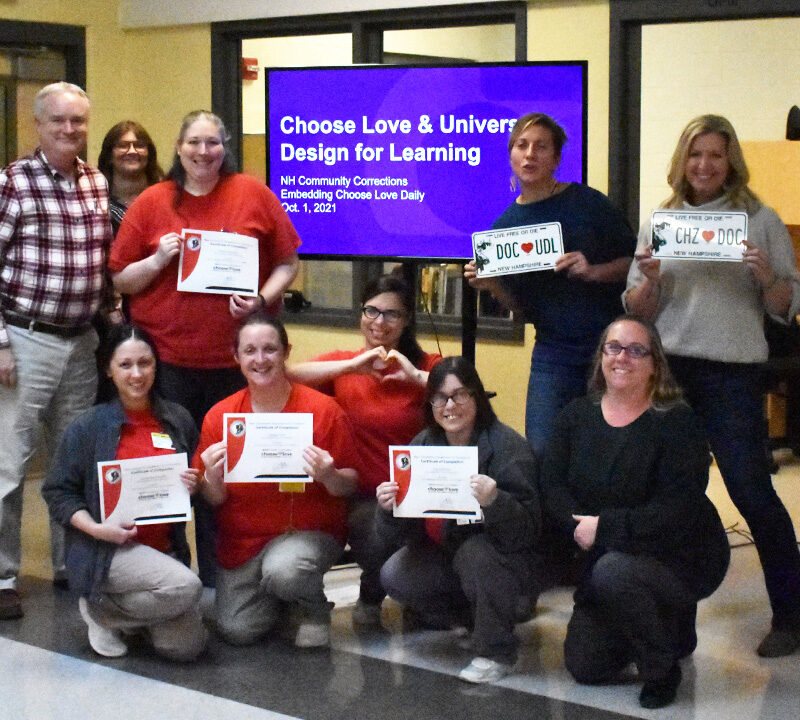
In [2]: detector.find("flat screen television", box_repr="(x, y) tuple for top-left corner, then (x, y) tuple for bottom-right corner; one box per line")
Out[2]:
(266, 62), (587, 261)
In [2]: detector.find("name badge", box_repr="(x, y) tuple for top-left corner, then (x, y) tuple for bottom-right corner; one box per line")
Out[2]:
(650, 211), (748, 262)
(151, 432), (175, 450)
(473, 222), (564, 277)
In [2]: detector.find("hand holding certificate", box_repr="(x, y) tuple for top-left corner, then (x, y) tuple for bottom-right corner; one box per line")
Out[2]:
(97, 453), (192, 525)
(177, 228), (260, 295)
(389, 445), (481, 520)
(224, 413), (313, 483)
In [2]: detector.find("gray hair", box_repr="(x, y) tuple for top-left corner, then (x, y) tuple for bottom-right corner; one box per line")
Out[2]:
(34, 82), (89, 120)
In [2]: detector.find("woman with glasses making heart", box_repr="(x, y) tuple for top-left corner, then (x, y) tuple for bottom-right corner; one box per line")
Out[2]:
(375, 356), (540, 684)
(540, 315), (729, 708)
(289, 274), (441, 629)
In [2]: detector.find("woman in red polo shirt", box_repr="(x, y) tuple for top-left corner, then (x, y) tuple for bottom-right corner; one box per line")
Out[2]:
(43, 325), (206, 661)
(289, 274), (441, 627)
(195, 313), (358, 648)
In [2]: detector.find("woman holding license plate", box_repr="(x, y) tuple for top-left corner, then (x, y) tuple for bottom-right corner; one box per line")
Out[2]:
(625, 114), (800, 657)
(42, 325), (206, 661)
(375, 357), (540, 684)
(109, 110), (301, 586)
(194, 313), (359, 648)
(464, 113), (636, 458)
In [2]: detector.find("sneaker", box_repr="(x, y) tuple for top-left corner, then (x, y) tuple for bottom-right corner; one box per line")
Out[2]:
(458, 657), (512, 684)
(0, 589), (23, 620)
(78, 597), (128, 658)
(757, 626), (800, 657)
(352, 600), (382, 629)
(639, 663), (681, 709)
(294, 619), (330, 648)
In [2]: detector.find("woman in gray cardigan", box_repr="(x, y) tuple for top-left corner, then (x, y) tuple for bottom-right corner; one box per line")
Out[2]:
(375, 356), (540, 685)
(43, 324), (206, 661)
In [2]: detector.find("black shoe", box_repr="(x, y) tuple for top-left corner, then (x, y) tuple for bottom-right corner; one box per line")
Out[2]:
(0, 589), (23, 620)
(758, 609), (800, 657)
(52, 577), (69, 591)
(639, 663), (681, 709)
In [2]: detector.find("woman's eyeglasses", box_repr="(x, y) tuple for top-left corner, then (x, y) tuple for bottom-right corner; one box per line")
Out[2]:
(361, 305), (405, 323)
(113, 140), (148, 152)
(430, 388), (474, 408)
(601, 341), (652, 359)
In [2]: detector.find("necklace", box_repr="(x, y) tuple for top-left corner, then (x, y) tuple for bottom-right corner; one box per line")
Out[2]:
(519, 178), (560, 205)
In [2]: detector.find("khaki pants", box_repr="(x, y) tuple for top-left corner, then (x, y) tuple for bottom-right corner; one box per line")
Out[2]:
(85, 543), (206, 661)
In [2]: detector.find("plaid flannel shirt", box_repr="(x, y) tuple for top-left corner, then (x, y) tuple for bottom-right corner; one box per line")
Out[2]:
(0, 148), (113, 346)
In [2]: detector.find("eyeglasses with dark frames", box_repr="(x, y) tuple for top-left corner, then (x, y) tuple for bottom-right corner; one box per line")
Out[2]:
(601, 341), (652, 359)
(361, 305), (405, 323)
(113, 140), (148, 152)
(430, 388), (474, 408)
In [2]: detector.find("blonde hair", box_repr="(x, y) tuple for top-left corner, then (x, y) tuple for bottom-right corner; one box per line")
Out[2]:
(663, 114), (760, 214)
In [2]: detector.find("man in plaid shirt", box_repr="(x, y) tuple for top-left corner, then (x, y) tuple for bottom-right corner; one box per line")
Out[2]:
(0, 82), (113, 619)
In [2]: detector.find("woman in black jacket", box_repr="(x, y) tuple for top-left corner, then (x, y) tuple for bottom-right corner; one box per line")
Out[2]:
(375, 356), (540, 684)
(540, 315), (729, 709)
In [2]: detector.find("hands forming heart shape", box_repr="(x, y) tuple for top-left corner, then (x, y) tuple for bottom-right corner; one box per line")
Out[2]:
(365, 346), (414, 383)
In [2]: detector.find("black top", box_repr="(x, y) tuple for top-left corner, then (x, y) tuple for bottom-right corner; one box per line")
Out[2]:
(540, 397), (729, 598)
(494, 183), (636, 364)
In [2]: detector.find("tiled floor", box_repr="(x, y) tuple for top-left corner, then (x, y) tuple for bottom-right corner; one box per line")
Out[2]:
(3, 453), (800, 720)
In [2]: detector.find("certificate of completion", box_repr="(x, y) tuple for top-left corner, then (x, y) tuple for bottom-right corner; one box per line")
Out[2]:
(177, 229), (260, 296)
(650, 211), (748, 262)
(473, 222), (564, 277)
(390, 445), (480, 520)
(224, 413), (313, 483)
(97, 453), (191, 525)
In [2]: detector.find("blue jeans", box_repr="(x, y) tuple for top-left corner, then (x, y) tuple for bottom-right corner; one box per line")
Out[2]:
(668, 355), (800, 620)
(526, 355), (590, 457)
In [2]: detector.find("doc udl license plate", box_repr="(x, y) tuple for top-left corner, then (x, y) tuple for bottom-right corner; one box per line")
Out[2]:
(473, 222), (564, 277)
(650, 210), (748, 262)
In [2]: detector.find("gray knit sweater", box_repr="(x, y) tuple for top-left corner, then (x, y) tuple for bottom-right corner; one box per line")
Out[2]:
(625, 195), (800, 363)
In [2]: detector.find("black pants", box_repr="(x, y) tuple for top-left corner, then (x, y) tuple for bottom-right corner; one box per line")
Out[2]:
(157, 362), (247, 587)
(564, 551), (698, 684)
(380, 534), (533, 663)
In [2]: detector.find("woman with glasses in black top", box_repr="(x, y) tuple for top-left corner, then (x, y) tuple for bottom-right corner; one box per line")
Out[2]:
(289, 274), (441, 628)
(540, 316), (729, 708)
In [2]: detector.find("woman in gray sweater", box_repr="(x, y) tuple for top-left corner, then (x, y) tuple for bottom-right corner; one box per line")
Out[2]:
(625, 115), (800, 658)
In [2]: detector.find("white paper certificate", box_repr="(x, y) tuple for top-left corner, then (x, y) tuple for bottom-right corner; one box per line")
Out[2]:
(390, 445), (480, 520)
(473, 222), (564, 277)
(97, 453), (191, 526)
(224, 413), (313, 483)
(650, 211), (748, 262)
(177, 229), (260, 295)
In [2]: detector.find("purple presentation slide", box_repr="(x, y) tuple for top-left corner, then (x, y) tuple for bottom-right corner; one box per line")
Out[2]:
(266, 63), (586, 259)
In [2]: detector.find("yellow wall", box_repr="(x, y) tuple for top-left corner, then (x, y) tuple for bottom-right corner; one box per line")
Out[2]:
(0, 0), (607, 433)
(640, 17), (800, 221)
(0, 0), (210, 163)
(526, 1), (610, 191)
